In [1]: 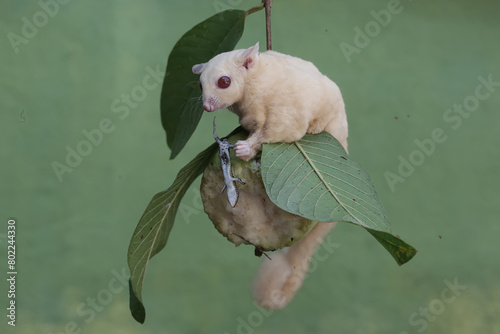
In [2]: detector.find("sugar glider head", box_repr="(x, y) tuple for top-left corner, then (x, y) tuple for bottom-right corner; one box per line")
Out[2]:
(192, 42), (260, 112)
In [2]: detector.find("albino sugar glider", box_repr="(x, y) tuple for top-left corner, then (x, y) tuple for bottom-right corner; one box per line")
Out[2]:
(193, 42), (349, 309)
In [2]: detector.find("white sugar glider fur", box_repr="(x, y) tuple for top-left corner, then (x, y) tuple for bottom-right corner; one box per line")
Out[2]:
(193, 42), (348, 309)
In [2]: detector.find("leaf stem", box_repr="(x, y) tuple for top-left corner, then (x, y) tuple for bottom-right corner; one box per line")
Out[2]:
(246, 3), (265, 16)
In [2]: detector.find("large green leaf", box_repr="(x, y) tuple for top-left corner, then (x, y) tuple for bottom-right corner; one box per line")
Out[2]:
(161, 6), (263, 159)
(127, 142), (218, 323)
(261, 132), (417, 265)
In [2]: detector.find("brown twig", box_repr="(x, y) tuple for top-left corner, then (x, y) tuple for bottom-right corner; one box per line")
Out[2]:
(262, 0), (272, 50)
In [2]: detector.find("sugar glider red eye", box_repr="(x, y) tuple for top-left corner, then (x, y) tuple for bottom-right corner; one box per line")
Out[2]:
(217, 76), (231, 89)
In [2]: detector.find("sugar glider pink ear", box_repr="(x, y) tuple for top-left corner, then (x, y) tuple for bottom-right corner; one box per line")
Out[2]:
(192, 63), (207, 74)
(240, 42), (260, 70)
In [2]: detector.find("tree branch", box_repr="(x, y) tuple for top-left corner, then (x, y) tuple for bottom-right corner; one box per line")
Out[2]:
(262, 0), (272, 50)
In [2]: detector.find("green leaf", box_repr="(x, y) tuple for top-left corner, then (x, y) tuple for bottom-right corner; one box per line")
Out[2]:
(261, 132), (417, 265)
(161, 7), (263, 160)
(366, 230), (417, 266)
(127, 142), (218, 323)
(128, 279), (145, 324)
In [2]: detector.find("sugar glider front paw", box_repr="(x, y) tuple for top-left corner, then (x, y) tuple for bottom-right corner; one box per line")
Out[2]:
(235, 140), (255, 161)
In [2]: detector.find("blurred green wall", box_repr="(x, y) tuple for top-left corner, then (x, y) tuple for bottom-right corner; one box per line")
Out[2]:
(1, 0), (499, 333)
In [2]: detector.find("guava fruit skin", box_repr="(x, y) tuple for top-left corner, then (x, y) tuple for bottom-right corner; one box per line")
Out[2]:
(200, 134), (316, 252)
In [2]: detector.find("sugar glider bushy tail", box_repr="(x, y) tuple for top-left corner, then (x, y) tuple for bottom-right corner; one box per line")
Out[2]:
(252, 222), (338, 309)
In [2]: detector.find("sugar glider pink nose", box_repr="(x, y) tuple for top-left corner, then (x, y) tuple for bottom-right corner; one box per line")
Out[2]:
(203, 101), (216, 112)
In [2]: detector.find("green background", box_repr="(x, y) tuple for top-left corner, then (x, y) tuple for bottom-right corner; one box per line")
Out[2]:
(1, 0), (499, 333)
